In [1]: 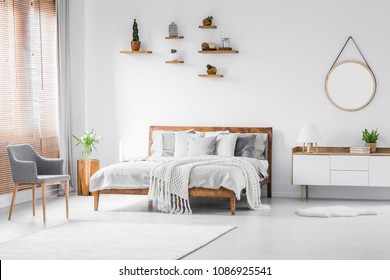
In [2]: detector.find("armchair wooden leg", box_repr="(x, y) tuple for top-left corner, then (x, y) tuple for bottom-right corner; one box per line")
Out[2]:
(93, 191), (100, 211)
(41, 183), (47, 223)
(229, 192), (236, 216)
(8, 183), (19, 220)
(32, 185), (36, 216)
(65, 180), (69, 219)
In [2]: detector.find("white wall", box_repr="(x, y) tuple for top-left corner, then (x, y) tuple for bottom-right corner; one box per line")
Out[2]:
(70, 0), (390, 199)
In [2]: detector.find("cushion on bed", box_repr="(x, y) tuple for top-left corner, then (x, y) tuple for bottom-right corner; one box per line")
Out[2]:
(187, 136), (217, 156)
(151, 129), (193, 156)
(174, 132), (205, 157)
(161, 133), (175, 157)
(215, 134), (238, 156)
(234, 134), (256, 158)
(199, 130), (230, 137)
(253, 133), (268, 159)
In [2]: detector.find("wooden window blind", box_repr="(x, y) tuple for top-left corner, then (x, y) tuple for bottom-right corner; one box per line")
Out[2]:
(0, 0), (59, 195)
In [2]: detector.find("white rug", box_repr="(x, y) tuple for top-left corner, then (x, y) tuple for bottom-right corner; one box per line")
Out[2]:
(0, 221), (235, 260)
(296, 206), (378, 218)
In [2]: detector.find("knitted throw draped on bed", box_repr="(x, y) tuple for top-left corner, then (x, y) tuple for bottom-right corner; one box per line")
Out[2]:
(148, 156), (270, 214)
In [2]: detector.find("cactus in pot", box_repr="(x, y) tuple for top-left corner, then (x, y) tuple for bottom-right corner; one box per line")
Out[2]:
(202, 16), (213, 26)
(131, 19), (141, 51)
(169, 49), (180, 61)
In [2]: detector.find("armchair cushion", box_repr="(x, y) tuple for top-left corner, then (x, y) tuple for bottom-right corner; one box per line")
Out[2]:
(37, 174), (70, 183)
(36, 158), (65, 175)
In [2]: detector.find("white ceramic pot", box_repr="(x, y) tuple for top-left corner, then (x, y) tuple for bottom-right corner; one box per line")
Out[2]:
(169, 52), (180, 61)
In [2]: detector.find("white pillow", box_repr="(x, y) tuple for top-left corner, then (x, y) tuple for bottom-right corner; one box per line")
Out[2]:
(151, 129), (192, 155)
(187, 136), (217, 156)
(215, 134), (238, 156)
(174, 132), (205, 157)
(253, 134), (268, 159)
(198, 130), (229, 137)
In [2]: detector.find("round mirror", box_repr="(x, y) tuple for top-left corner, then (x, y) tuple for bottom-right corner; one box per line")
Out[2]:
(325, 60), (376, 111)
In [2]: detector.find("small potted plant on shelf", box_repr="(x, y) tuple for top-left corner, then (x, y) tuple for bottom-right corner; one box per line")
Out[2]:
(131, 19), (140, 51)
(362, 128), (379, 153)
(206, 64), (217, 75)
(169, 49), (179, 61)
(73, 130), (101, 196)
(202, 16), (213, 26)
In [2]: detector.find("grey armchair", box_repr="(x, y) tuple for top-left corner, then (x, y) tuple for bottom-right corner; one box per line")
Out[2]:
(7, 144), (70, 222)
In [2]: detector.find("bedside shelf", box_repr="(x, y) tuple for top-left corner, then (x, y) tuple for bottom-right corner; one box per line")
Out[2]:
(120, 50), (152, 54)
(198, 74), (224, 78)
(198, 25), (217, 29)
(198, 50), (239, 54)
(165, 36), (184, 39)
(165, 60), (184, 64)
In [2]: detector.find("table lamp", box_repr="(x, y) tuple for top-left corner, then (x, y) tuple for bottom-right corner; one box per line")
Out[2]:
(297, 124), (322, 153)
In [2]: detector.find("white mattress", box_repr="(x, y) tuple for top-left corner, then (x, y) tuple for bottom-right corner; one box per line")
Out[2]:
(90, 156), (269, 198)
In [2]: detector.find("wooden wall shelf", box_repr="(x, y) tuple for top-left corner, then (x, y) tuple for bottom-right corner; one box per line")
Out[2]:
(165, 36), (184, 39)
(165, 60), (184, 64)
(120, 50), (152, 54)
(199, 25), (217, 29)
(198, 50), (239, 54)
(198, 74), (224, 78)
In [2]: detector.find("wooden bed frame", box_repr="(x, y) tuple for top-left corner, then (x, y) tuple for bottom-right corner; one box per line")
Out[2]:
(93, 126), (273, 215)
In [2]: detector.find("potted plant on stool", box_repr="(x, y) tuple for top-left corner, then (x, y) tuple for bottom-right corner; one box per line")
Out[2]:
(362, 128), (379, 153)
(73, 130), (101, 195)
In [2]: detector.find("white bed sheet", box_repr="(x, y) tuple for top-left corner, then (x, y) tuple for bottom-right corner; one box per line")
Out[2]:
(90, 156), (269, 198)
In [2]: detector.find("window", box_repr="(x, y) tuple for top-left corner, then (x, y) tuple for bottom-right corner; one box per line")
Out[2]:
(0, 0), (58, 194)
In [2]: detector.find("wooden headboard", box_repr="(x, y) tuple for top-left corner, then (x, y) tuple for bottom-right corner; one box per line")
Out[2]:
(148, 125), (273, 197)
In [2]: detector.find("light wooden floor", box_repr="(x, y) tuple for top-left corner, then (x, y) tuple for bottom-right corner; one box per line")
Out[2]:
(1, 193), (389, 259)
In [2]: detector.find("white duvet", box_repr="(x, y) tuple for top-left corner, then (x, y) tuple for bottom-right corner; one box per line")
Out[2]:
(90, 156), (269, 199)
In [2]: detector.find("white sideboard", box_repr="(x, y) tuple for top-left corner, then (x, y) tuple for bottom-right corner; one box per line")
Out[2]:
(292, 146), (390, 200)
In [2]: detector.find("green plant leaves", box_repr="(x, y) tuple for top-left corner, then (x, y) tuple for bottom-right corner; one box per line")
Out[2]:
(362, 128), (379, 143)
(72, 129), (101, 159)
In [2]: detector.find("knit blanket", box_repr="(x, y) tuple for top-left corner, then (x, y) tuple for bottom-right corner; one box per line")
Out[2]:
(148, 156), (270, 214)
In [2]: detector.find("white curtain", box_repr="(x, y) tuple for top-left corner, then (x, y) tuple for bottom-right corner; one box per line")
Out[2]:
(57, 0), (75, 194)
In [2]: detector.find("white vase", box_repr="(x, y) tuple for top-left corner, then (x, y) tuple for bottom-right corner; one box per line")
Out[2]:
(169, 22), (178, 37)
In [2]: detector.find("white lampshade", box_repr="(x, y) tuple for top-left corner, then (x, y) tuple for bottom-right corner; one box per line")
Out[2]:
(297, 124), (322, 143)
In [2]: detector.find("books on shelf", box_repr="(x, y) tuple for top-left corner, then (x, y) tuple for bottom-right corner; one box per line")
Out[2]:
(350, 146), (370, 154)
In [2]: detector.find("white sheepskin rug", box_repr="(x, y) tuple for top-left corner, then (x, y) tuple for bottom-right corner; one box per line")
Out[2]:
(295, 206), (378, 218)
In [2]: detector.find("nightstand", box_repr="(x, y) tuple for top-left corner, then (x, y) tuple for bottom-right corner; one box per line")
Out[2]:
(77, 159), (100, 196)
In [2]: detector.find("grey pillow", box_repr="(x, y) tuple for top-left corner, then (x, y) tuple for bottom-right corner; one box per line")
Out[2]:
(161, 133), (175, 157)
(187, 136), (217, 156)
(234, 134), (256, 158)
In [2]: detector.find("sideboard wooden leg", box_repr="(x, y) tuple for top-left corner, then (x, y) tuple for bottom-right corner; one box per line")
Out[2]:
(301, 185), (306, 201)
(306, 185), (309, 200)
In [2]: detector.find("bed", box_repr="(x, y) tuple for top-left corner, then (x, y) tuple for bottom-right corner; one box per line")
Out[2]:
(91, 126), (273, 215)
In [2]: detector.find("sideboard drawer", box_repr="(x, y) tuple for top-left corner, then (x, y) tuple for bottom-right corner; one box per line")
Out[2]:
(331, 170), (369, 186)
(331, 155), (369, 171)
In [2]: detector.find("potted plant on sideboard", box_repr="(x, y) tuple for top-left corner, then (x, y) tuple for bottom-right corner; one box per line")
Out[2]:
(73, 130), (101, 195)
(362, 128), (379, 153)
